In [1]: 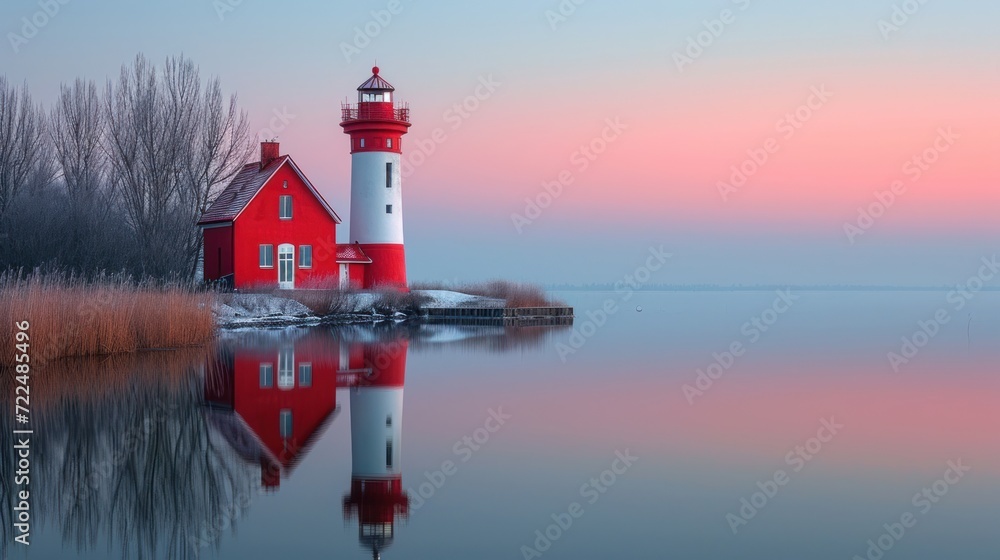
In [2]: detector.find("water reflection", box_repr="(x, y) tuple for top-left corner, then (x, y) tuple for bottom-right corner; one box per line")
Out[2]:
(206, 326), (412, 559)
(0, 322), (569, 559)
(1, 348), (255, 560)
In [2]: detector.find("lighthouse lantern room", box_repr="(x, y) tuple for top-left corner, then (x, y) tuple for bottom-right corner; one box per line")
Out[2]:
(341, 67), (412, 289)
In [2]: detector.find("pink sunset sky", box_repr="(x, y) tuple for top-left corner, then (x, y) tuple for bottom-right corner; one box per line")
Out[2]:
(2, 0), (997, 284)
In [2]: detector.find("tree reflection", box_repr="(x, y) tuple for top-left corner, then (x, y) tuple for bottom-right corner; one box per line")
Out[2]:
(1, 348), (257, 559)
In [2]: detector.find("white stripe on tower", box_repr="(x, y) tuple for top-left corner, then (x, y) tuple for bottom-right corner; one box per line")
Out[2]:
(349, 151), (403, 244)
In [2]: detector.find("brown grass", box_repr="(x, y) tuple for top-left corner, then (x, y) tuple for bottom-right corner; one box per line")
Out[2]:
(411, 279), (565, 308)
(0, 272), (216, 367)
(372, 288), (431, 315)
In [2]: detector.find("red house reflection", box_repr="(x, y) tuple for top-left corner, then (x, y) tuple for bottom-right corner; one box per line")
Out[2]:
(204, 328), (410, 558)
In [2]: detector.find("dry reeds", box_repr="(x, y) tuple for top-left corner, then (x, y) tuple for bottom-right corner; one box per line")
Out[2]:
(411, 279), (565, 308)
(372, 289), (431, 315)
(0, 271), (216, 367)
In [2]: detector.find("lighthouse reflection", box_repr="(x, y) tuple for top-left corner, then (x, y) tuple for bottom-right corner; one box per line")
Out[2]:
(342, 337), (410, 560)
(204, 326), (412, 559)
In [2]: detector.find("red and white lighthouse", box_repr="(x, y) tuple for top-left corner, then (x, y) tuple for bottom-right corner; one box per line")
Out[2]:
(341, 67), (412, 289)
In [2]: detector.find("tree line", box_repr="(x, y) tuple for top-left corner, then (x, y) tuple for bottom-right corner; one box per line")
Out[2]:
(0, 54), (255, 280)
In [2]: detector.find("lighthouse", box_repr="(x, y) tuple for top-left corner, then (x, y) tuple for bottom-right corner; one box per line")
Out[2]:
(343, 339), (409, 559)
(341, 67), (412, 289)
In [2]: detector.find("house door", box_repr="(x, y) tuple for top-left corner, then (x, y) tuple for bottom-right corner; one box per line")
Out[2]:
(339, 263), (349, 289)
(278, 244), (294, 289)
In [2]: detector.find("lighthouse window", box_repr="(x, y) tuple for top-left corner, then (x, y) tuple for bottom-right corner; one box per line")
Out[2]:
(299, 245), (312, 268)
(279, 195), (293, 219)
(386, 204), (392, 214)
(386, 162), (392, 188)
(386, 138), (392, 148)
(259, 244), (274, 268)
(360, 138), (365, 148)
(386, 439), (393, 468)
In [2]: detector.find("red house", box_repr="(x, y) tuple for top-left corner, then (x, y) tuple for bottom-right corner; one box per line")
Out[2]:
(198, 141), (369, 289)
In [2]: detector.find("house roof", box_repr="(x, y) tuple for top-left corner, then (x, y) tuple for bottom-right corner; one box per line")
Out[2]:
(197, 156), (342, 225)
(206, 405), (341, 477)
(337, 244), (373, 263)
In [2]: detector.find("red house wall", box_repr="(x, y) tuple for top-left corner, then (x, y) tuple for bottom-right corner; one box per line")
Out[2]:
(233, 163), (339, 289)
(203, 225), (234, 282)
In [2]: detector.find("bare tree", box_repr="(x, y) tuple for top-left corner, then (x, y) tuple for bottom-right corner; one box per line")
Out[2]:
(0, 77), (48, 219)
(179, 79), (254, 278)
(51, 78), (106, 207)
(1, 54), (251, 279)
(104, 55), (252, 278)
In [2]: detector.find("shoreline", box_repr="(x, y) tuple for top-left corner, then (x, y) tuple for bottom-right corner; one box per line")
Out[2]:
(216, 290), (574, 330)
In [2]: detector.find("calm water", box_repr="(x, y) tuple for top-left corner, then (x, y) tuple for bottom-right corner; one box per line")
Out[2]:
(3, 291), (999, 559)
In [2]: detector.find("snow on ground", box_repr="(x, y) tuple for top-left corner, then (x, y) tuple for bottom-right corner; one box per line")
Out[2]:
(214, 289), (503, 329)
(415, 289), (504, 308)
(214, 293), (314, 328)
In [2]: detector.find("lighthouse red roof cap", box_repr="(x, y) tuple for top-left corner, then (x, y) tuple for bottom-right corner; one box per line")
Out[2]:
(357, 66), (394, 91)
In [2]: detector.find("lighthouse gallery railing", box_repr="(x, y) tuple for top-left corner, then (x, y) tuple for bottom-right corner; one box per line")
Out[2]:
(341, 102), (410, 123)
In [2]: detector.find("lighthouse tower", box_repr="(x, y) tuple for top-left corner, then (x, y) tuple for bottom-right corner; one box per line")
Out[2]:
(341, 67), (412, 289)
(343, 340), (409, 559)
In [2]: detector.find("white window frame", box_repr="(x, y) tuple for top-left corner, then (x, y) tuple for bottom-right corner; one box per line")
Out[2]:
(278, 243), (294, 289)
(279, 195), (293, 219)
(299, 245), (312, 268)
(278, 348), (294, 389)
(259, 244), (274, 268)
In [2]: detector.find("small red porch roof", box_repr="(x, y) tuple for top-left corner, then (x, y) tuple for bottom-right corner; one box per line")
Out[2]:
(198, 155), (341, 225)
(336, 244), (372, 264)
